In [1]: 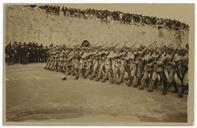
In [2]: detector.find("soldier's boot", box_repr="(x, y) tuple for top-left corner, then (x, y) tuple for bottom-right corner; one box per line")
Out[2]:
(95, 70), (102, 81)
(107, 72), (113, 84)
(123, 71), (131, 87)
(147, 80), (155, 92)
(77, 68), (82, 77)
(51, 64), (55, 71)
(101, 73), (107, 82)
(45, 61), (49, 69)
(49, 63), (53, 70)
(133, 77), (140, 88)
(139, 78), (146, 90)
(95, 77), (99, 81)
(114, 76), (120, 85)
(116, 74), (124, 85)
(89, 66), (96, 79)
(128, 76), (134, 87)
(124, 78), (131, 87)
(75, 72), (79, 80)
(44, 65), (48, 69)
(172, 81), (179, 93)
(101, 78), (107, 83)
(108, 75), (114, 84)
(62, 76), (67, 80)
(153, 79), (159, 89)
(55, 64), (59, 71)
(131, 76), (136, 87)
(51, 63), (55, 71)
(62, 72), (67, 80)
(60, 65), (64, 72)
(82, 69), (87, 79)
(46, 61), (51, 69)
(89, 74), (95, 80)
(50, 64), (53, 70)
(57, 65), (61, 72)
(178, 84), (187, 98)
(84, 68), (90, 79)
(184, 85), (189, 95)
(47, 62), (51, 69)
(89, 69), (95, 79)
(162, 83), (169, 95)
(59, 63), (63, 72)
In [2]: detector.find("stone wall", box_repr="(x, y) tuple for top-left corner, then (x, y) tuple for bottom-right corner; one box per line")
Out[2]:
(5, 5), (189, 47)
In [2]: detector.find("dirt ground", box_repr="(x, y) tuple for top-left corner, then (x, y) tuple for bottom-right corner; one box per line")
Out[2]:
(5, 63), (187, 124)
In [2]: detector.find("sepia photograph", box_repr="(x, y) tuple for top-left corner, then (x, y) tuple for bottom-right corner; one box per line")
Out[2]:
(3, 3), (194, 125)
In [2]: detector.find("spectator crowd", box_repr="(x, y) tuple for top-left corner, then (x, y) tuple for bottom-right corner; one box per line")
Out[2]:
(5, 42), (49, 64)
(34, 5), (190, 31)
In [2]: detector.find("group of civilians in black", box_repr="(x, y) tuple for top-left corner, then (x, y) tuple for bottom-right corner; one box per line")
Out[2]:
(35, 5), (189, 31)
(5, 42), (50, 65)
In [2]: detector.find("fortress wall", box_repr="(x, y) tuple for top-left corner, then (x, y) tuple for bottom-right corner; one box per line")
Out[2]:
(6, 5), (189, 47)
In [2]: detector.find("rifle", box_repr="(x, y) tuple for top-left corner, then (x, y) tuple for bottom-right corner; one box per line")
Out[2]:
(128, 42), (136, 49)
(112, 43), (120, 49)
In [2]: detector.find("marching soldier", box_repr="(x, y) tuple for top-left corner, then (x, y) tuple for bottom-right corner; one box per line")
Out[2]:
(176, 48), (189, 97)
(95, 52), (106, 81)
(163, 48), (179, 95)
(139, 51), (153, 90)
(116, 50), (127, 84)
(133, 51), (144, 88)
(89, 53), (99, 80)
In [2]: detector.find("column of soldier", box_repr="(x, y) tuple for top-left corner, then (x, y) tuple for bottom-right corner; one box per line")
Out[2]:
(5, 41), (49, 65)
(44, 43), (189, 98)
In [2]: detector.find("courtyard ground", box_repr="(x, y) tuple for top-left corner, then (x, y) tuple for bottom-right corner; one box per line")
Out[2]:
(5, 63), (187, 124)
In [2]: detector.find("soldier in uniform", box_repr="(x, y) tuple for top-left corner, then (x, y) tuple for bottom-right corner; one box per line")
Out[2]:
(84, 53), (93, 79)
(116, 50), (127, 84)
(79, 50), (88, 78)
(72, 49), (80, 79)
(129, 52), (137, 86)
(176, 47), (189, 97)
(133, 51), (144, 88)
(102, 49), (115, 83)
(95, 52), (106, 81)
(112, 54), (120, 84)
(58, 49), (66, 72)
(122, 50), (131, 86)
(147, 50), (160, 92)
(89, 52), (99, 80)
(139, 50), (153, 90)
(62, 49), (75, 80)
(163, 48), (179, 95)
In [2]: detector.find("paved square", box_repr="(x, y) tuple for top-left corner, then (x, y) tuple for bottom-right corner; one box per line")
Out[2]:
(5, 64), (187, 123)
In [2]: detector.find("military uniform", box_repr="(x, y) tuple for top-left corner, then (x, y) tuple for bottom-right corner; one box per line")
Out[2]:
(176, 49), (188, 97)
(134, 54), (144, 88)
(163, 51), (178, 95)
(139, 53), (153, 90)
